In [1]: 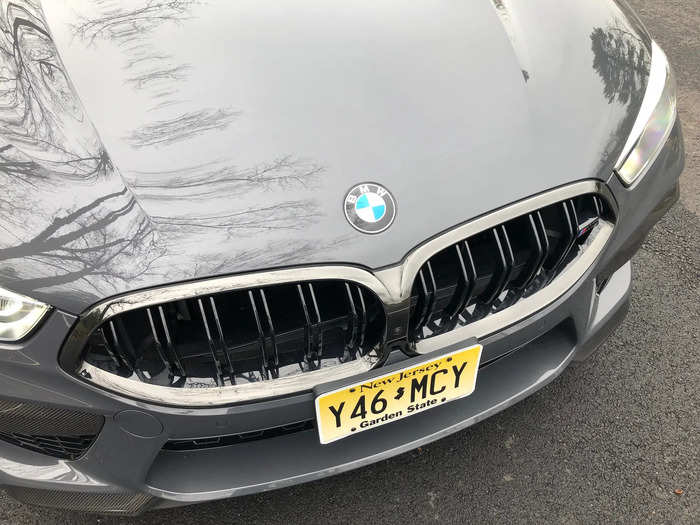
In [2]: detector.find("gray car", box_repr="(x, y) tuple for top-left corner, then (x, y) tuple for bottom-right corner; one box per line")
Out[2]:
(0, 0), (684, 515)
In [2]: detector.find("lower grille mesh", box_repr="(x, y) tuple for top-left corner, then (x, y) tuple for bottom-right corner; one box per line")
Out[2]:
(0, 400), (103, 460)
(0, 433), (96, 461)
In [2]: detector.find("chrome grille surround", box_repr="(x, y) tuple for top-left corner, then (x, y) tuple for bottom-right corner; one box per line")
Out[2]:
(62, 181), (616, 407)
(75, 279), (387, 398)
(406, 192), (614, 353)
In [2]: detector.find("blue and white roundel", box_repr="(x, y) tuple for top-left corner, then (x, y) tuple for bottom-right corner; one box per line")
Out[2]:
(355, 192), (386, 223)
(344, 183), (396, 234)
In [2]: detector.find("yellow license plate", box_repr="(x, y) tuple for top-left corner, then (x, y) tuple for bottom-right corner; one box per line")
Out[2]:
(315, 344), (482, 444)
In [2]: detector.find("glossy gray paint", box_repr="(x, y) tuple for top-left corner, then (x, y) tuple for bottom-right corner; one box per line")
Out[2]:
(1, 0), (652, 313)
(0, 0), (686, 514)
(0, 114), (684, 512)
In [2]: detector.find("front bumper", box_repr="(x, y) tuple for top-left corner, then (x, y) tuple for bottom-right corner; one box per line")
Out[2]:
(0, 120), (684, 514)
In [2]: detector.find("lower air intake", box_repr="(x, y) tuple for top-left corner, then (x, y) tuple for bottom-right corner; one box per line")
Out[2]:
(0, 400), (104, 460)
(164, 420), (314, 451)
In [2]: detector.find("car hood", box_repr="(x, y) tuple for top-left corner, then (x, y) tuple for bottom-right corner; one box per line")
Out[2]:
(0, 0), (650, 313)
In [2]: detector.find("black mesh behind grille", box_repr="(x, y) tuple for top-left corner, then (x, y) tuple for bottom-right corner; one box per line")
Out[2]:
(409, 194), (613, 341)
(83, 280), (385, 388)
(0, 400), (103, 460)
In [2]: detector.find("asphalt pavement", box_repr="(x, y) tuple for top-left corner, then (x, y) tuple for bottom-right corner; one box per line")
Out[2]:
(1, 0), (698, 523)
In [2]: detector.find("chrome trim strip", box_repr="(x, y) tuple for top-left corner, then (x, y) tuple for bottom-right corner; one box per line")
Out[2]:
(94, 266), (395, 319)
(67, 180), (617, 407)
(80, 359), (373, 407)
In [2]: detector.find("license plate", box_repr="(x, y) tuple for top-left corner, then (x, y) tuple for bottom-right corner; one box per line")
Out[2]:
(315, 344), (482, 444)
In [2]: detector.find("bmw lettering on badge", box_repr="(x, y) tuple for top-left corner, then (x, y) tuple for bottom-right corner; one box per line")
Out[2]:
(344, 182), (397, 234)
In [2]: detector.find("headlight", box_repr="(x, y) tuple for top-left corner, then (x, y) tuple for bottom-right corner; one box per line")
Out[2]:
(0, 287), (50, 342)
(615, 41), (677, 186)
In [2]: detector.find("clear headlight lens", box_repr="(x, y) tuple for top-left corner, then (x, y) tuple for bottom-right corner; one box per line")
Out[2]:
(0, 287), (50, 342)
(615, 41), (677, 186)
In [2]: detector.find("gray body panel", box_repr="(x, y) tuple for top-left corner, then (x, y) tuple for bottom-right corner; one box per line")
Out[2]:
(0, 0), (686, 513)
(0, 119), (684, 511)
(3, 0), (651, 313)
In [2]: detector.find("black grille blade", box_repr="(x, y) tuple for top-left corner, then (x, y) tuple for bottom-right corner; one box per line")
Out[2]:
(259, 290), (280, 378)
(248, 290), (269, 380)
(520, 215), (545, 289)
(505, 213), (548, 305)
(496, 224), (517, 301)
(522, 211), (550, 295)
(97, 327), (123, 371)
(197, 298), (224, 386)
(355, 285), (368, 347)
(474, 228), (513, 317)
(547, 200), (579, 283)
(344, 283), (359, 358)
(209, 297), (235, 384)
(412, 263), (437, 338)
(442, 241), (477, 330)
(113, 319), (148, 382)
(296, 284), (314, 365)
(307, 284), (323, 365)
(424, 262), (438, 331)
(158, 306), (185, 377)
(146, 307), (175, 378)
(107, 321), (134, 373)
